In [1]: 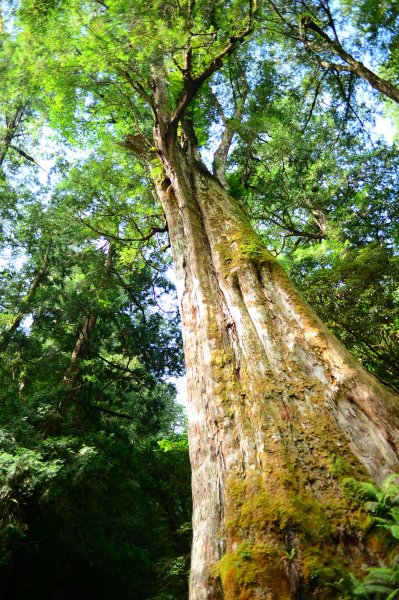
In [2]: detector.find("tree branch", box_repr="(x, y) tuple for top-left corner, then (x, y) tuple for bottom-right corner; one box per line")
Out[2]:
(302, 17), (399, 103)
(71, 397), (135, 420)
(115, 66), (157, 115)
(171, 20), (253, 126)
(301, 70), (328, 133)
(211, 91), (246, 188)
(78, 217), (167, 244)
(7, 241), (52, 336)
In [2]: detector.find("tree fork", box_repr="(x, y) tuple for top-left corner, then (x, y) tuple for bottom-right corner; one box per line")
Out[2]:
(152, 140), (399, 599)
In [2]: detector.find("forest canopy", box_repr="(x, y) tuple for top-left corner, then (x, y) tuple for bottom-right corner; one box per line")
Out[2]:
(1, 0), (399, 598)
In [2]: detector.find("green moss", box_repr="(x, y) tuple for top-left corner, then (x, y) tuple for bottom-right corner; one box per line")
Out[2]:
(238, 235), (274, 264)
(327, 454), (351, 477)
(220, 471), (383, 597)
(341, 477), (373, 507)
(215, 541), (292, 599)
(302, 551), (350, 588)
(216, 220), (276, 277)
(236, 492), (296, 532)
(228, 480), (247, 505)
(210, 348), (232, 368)
(215, 542), (255, 586)
(291, 495), (332, 541)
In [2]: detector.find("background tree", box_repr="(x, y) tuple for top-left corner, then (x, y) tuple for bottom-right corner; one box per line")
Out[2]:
(0, 100), (191, 597)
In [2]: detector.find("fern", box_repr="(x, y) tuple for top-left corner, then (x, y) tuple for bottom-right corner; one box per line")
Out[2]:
(338, 476), (399, 599)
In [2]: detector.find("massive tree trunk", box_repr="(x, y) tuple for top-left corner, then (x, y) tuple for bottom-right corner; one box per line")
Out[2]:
(152, 134), (399, 599)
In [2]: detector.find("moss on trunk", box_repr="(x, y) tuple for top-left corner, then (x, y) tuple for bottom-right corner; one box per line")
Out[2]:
(152, 142), (399, 599)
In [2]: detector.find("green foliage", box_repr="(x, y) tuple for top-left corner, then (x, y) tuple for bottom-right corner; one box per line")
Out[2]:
(241, 119), (399, 388)
(0, 103), (189, 597)
(1, 0), (399, 597)
(338, 476), (399, 599)
(353, 566), (399, 599)
(0, 425), (191, 599)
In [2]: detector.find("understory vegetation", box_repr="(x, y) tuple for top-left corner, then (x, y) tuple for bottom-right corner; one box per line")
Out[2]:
(337, 475), (399, 599)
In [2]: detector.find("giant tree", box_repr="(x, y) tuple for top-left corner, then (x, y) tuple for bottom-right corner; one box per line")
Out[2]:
(10, 0), (399, 597)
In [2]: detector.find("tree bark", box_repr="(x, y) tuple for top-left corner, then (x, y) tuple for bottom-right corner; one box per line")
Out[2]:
(63, 311), (98, 386)
(152, 137), (399, 599)
(8, 241), (52, 334)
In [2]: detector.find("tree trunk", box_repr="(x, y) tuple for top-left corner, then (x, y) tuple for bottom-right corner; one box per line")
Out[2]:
(63, 311), (97, 386)
(63, 242), (114, 387)
(8, 241), (52, 334)
(153, 139), (399, 599)
(0, 241), (52, 352)
(0, 104), (26, 167)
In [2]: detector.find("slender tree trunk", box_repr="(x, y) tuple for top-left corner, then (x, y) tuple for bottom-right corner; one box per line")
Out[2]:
(152, 138), (399, 599)
(8, 241), (52, 334)
(0, 104), (26, 167)
(63, 311), (98, 386)
(63, 242), (114, 387)
(0, 241), (52, 353)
